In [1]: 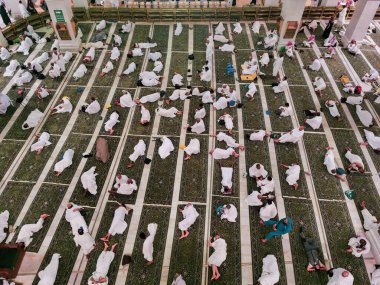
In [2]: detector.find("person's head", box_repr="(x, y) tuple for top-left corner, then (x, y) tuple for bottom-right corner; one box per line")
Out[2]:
(122, 255), (133, 266)
(67, 203), (73, 209)
(196, 118), (201, 123)
(50, 63), (54, 67)
(267, 176), (272, 181)
(78, 227), (84, 235)
(19, 0), (22, 3)
(342, 271), (350, 278)
(299, 125), (305, 131)
(331, 169), (336, 174)
(90, 97), (96, 102)
(22, 123), (29, 129)
(210, 89), (214, 94)
(205, 66), (209, 71)
(267, 200), (273, 205)
(127, 52), (132, 58)
(283, 76), (287, 80)
(256, 164), (261, 169)
(358, 167), (365, 173)
(127, 179), (133, 184)
(359, 239), (367, 248)
(198, 103), (204, 109)
(283, 218), (288, 225)
(225, 204), (231, 210)
(139, 232), (146, 240)
(285, 103), (289, 107)
(27, 62), (31, 68)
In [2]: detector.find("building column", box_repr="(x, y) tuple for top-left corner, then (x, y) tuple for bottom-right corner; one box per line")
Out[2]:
(3, 0), (27, 19)
(45, 0), (82, 52)
(263, 0), (280, 6)
(0, 31), (9, 47)
(319, 0), (339, 6)
(278, 0), (308, 46)
(72, 0), (89, 8)
(342, 0), (380, 46)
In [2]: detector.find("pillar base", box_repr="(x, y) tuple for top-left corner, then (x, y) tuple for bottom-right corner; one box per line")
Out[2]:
(340, 35), (351, 48)
(58, 36), (82, 52)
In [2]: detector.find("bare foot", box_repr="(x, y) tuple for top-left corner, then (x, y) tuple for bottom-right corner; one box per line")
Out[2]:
(40, 214), (50, 219)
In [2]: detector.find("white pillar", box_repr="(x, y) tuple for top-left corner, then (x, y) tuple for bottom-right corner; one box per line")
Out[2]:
(72, 0), (89, 8)
(263, 0), (280, 6)
(0, 31), (8, 47)
(278, 0), (308, 46)
(342, 0), (380, 46)
(45, 0), (82, 52)
(3, 0), (27, 18)
(320, 0), (339, 6)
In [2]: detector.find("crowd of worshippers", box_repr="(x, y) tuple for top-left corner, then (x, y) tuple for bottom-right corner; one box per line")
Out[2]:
(1, 17), (380, 285)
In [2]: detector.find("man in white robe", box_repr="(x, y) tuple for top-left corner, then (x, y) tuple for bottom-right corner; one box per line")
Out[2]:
(73, 64), (87, 80)
(214, 132), (244, 150)
(215, 23), (225, 35)
(50, 98), (73, 115)
(362, 68), (379, 83)
(113, 34), (122, 47)
(186, 118), (206, 134)
(258, 176), (275, 194)
(153, 61), (163, 73)
(100, 61), (114, 77)
(264, 30), (278, 49)
(194, 104), (206, 120)
(356, 105), (373, 127)
(18, 1), (29, 18)
(135, 42), (157, 49)
(323, 147), (346, 181)
(272, 55), (283, 77)
(121, 21), (132, 33)
(142, 223), (158, 265)
(214, 34), (229, 43)
(84, 97), (100, 115)
(0, 46), (10, 61)
(0, 92), (11, 115)
(325, 99), (341, 119)
(247, 130), (271, 141)
(281, 163), (300, 190)
(28, 60), (43, 74)
(37, 253), (60, 285)
(156, 107), (182, 118)
(273, 77), (288, 94)
(257, 255), (280, 285)
(22, 109), (43, 130)
(200, 66), (212, 82)
(246, 191), (264, 206)
(362, 129), (380, 152)
(174, 23), (183, 36)
(192, 88), (213, 103)
(31, 132), (51, 155)
(274, 126), (304, 144)
(83, 47), (96, 63)
(341, 93), (364, 105)
(54, 149), (74, 176)
(245, 82), (257, 101)
(219, 113), (234, 134)
(15, 70), (33, 86)
(104, 111), (119, 135)
(172, 73), (184, 87)
(167, 88), (191, 103)
(276, 103), (292, 117)
(81, 166), (98, 195)
(128, 48), (144, 58)
(36, 86), (49, 100)
(345, 148), (364, 173)
(100, 204), (131, 242)
(109, 177), (137, 196)
(148, 51), (162, 62)
(171, 273), (186, 285)
(140, 105), (151, 126)
(178, 203), (199, 239)
(88, 243), (117, 285)
(16, 214), (49, 247)
(116, 90), (135, 108)
(233, 22), (242, 34)
(313, 77), (326, 97)
(96, 20), (106, 31)
(249, 163), (268, 180)
(17, 36), (32, 55)
(208, 235), (227, 281)
(252, 21), (260, 33)
(259, 201), (278, 222)
(48, 63), (61, 79)
(209, 147), (239, 159)
(110, 46), (120, 61)
(221, 204), (237, 222)
(73, 227), (95, 256)
(218, 43), (236, 53)
(326, 268), (354, 285)
(123, 62), (136, 75)
(347, 40), (359, 56)
(159, 136), (174, 159)
(25, 25), (40, 42)
(305, 115), (322, 130)
(4, 60), (19, 77)
(0, 210), (9, 243)
(306, 58), (321, 72)
(213, 96), (229, 111)
(65, 203), (88, 234)
(184, 138), (200, 160)
(371, 268), (380, 285)
(128, 140), (146, 167)
(347, 236), (371, 257)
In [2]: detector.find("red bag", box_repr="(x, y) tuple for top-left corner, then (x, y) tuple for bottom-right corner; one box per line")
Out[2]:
(354, 86), (362, 94)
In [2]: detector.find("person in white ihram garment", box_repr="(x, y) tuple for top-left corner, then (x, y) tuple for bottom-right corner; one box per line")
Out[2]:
(246, 130), (271, 141)
(115, 90), (135, 108)
(159, 136), (174, 159)
(4, 60), (19, 77)
(257, 255), (280, 285)
(274, 126), (304, 144)
(326, 268), (354, 285)
(0, 92), (11, 115)
(31, 132), (52, 155)
(344, 148), (364, 173)
(127, 139), (146, 168)
(259, 201), (278, 223)
(104, 111), (120, 135)
(18, 1), (29, 18)
(313, 77), (326, 97)
(121, 21), (132, 33)
(220, 204), (238, 222)
(16, 214), (49, 247)
(0, 210), (9, 243)
(183, 138), (200, 161)
(281, 163), (301, 190)
(73, 64), (87, 80)
(209, 147), (239, 160)
(142, 223), (158, 265)
(178, 203), (199, 239)
(272, 77), (288, 94)
(185, 118), (206, 134)
(174, 23), (183, 36)
(213, 132), (244, 150)
(15, 70), (33, 86)
(84, 97), (101, 115)
(0, 46), (10, 61)
(22, 109), (43, 130)
(356, 105), (373, 127)
(156, 106), (182, 118)
(73, 226), (95, 257)
(81, 166), (98, 195)
(54, 149), (74, 176)
(171, 273), (186, 285)
(37, 253), (60, 285)
(65, 203), (88, 234)
(110, 45), (120, 61)
(100, 203), (131, 242)
(123, 62), (136, 75)
(88, 242), (118, 285)
(96, 20), (106, 31)
(50, 98), (73, 115)
(208, 234), (227, 281)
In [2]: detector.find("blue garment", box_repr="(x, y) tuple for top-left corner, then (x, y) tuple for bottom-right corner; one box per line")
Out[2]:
(264, 217), (293, 240)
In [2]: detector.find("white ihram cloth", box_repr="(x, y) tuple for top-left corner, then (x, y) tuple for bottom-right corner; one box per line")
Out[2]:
(119, 91), (135, 108)
(113, 34), (122, 46)
(220, 167), (233, 193)
(51, 39), (59, 51)
(17, 38), (32, 55)
(345, 150), (364, 171)
(148, 52), (162, 62)
(54, 98), (73, 114)
(178, 204), (199, 231)
(324, 149), (336, 175)
(213, 97), (229, 110)
(35, 52), (49, 64)
(22, 109), (43, 130)
(278, 128), (304, 143)
(113, 175), (128, 189)
(156, 107), (178, 118)
(364, 129), (380, 150)
(249, 130), (266, 141)
(169, 89), (189, 101)
(140, 106), (151, 123)
(221, 204), (237, 222)
(110, 47), (120, 61)
(313, 77), (326, 91)
(258, 177), (275, 194)
(102, 61), (114, 74)
(108, 206), (129, 235)
(117, 179), (137, 195)
(345, 96), (363, 105)
(19, 2), (30, 18)
(249, 163), (268, 178)
(200, 69), (212, 82)
(233, 22), (242, 34)
(15, 71), (34, 86)
(212, 148), (234, 159)
(153, 61), (163, 73)
(174, 23), (183, 36)
(337, 7), (348, 26)
(104, 112), (120, 132)
(208, 238), (227, 266)
(306, 116), (322, 130)
(172, 74), (183, 86)
(88, 251), (115, 285)
(131, 48), (143, 57)
(0, 93), (11, 114)
(129, 140), (146, 162)
(246, 82), (257, 98)
(273, 80), (288, 94)
(123, 62), (136, 75)
(85, 47), (96, 61)
(137, 42), (157, 49)
(215, 23), (225, 35)
(184, 139), (200, 156)
(0, 47), (10, 61)
(259, 53), (270, 67)
(49, 64), (61, 78)
(264, 33), (278, 49)
(31, 132), (52, 152)
(74, 232), (95, 255)
(85, 100), (101, 115)
(194, 107), (206, 120)
(371, 269), (380, 285)
(272, 56), (283, 77)
(217, 132), (239, 148)
(190, 119), (206, 134)
(252, 21), (260, 33)
(73, 64), (87, 80)
(285, 164), (300, 186)
(38, 87), (49, 98)
(356, 105), (373, 127)
(327, 268), (353, 285)
(139, 92), (160, 103)
(96, 20), (106, 31)
(260, 203), (278, 222)
(63, 51), (73, 63)
(219, 44), (235, 52)
(214, 35), (229, 43)
(65, 203), (88, 234)
(54, 149), (74, 173)
(172, 275), (186, 285)
(16, 217), (44, 247)
(326, 100), (340, 118)
(143, 223), (158, 262)
(159, 136), (174, 159)
(348, 237), (371, 257)
(222, 114), (234, 130)
(258, 255), (280, 285)
(81, 167), (98, 195)
(361, 208), (379, 231)
(37, 253), (60, 285)
(121, 21), (132, 33)
(4, 60), (20, 77)
(0, 210), (9, 243)
(309, 59), (321, 71)
(245, 191), (263, 206)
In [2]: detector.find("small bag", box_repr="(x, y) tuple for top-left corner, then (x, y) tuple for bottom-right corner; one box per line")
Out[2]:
(340, 75), (350, 85)
(144, 157), (152, 164)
